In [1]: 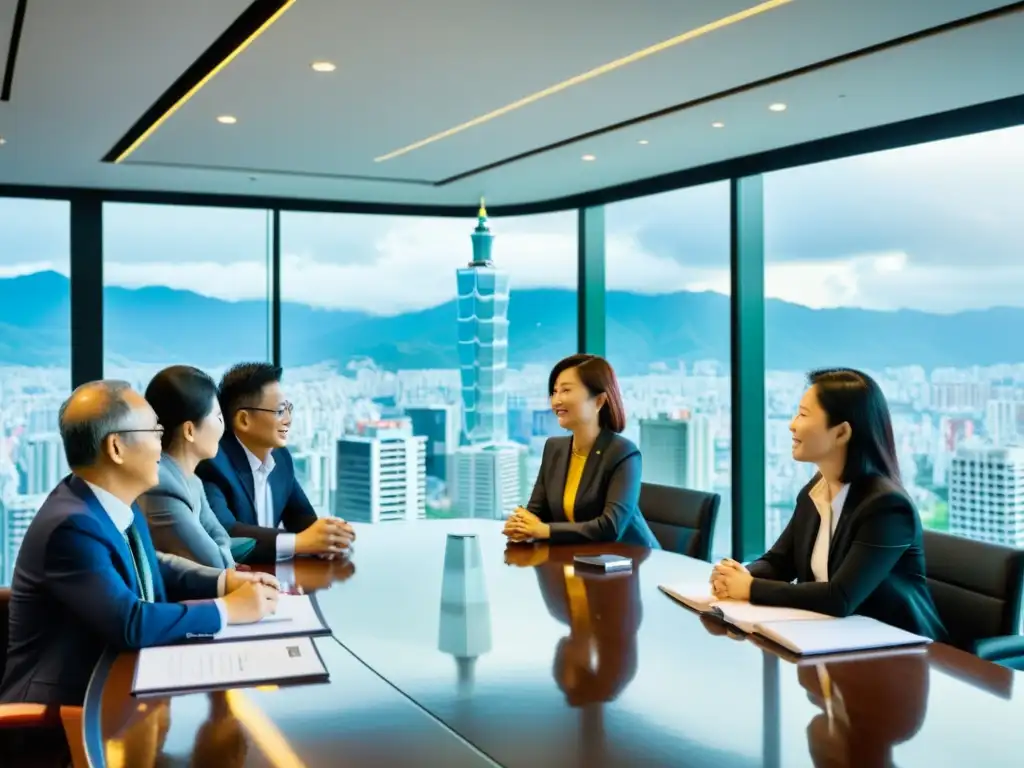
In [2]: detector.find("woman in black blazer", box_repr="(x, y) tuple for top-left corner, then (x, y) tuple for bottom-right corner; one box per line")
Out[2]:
(712, 368), (947, 640)
(503, 354), (660, 548)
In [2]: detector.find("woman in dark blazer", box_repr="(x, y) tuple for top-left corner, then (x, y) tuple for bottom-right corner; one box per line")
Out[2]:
(712, 368), (947, 640)
(503, 354), (660, 548)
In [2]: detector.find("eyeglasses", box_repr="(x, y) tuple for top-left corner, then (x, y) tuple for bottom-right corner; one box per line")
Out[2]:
(109, 427), (165, 439)
(241, 401), (294, 419)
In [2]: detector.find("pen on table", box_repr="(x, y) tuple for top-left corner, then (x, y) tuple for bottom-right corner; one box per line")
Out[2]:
(816, 663), (834, 733)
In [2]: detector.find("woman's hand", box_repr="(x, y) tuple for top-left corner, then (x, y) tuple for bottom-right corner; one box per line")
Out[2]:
(503, 507), (550, 542)
(710, 559), (753, 601)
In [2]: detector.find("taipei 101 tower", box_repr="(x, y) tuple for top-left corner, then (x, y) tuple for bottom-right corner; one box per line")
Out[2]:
(456, 199), (510, 445)
(451, 200), (525, 519)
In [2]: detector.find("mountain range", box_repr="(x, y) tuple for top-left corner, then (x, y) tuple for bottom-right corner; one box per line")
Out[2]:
(0, 270), (1021, 374)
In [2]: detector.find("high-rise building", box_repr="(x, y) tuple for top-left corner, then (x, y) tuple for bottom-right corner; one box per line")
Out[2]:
(451, 443), (525, 520)
(21, 433), (68, 495)
(406, 404), (460, 483)
(2, 495), (44, 584)
(292, 450), (332, 515)
(949, 443), (1024, 547)
(335, 419), (426, 524)
(456, 201), (510, 446)
(639, 411), (715, 491)
(451, 201), (523, 518)
(985, 399), (1024, 446)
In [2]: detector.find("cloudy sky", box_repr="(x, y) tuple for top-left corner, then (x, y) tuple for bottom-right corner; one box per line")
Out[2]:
(0, 124), (1021, 315)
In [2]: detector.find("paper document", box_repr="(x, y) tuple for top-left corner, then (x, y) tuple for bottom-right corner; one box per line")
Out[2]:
(213, 593), (329, 642)
(132, 636), (328, 696)
(659, 583), (831, 632)
(755, 614), (932, 656)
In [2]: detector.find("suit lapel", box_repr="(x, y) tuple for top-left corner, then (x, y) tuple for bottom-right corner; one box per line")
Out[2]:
(67, 476), (140, 596)
(576, 430), (613, 504)
(550, 439), (570, 521)
(130, 504), (167, 602)
(268, 450), (286, 526)
(827, 476), (881, 576)
(222, 437), (258, 524)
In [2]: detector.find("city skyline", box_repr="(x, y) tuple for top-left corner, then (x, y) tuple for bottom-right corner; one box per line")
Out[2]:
(2, 120), (1023, 580)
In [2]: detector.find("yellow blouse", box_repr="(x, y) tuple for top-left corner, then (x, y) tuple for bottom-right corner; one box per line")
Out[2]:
(563, 451), (587, 522)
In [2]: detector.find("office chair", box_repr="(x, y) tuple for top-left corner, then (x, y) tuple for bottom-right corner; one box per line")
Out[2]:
(922, 530), (1024, 668)
(0, 587), (87, 767)
(639, 483), (720, 562)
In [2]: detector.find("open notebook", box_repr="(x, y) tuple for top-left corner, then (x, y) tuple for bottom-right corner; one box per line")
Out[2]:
(659, 583), (830, 633)
(659, 583), (932, 655)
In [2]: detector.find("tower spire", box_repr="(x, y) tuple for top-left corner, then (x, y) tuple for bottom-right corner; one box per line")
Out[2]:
(469, 196), (494, 266)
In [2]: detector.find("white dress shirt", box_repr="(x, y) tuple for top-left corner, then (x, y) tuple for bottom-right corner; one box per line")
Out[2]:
(85, 481), (228, 629)
(808, 477), (851, 583)
(237, 438), (297, 561)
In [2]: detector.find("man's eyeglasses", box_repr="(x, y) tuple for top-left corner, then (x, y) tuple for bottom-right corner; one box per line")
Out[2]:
(241, 401), (294, 419)
(109, 427), (165, 439)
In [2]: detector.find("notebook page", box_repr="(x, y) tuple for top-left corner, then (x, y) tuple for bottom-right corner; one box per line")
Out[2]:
(658, 583), (726, 612)
(755, 614), (932, 656)
(715, 602), (832, 634)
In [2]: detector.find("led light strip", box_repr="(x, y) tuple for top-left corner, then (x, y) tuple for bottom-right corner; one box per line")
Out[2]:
(114, 0), (296, 163)
(374, 0), (794, 162)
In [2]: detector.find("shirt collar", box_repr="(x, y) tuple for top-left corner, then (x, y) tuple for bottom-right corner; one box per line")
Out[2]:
(84, 480), (136, 533)
(809, 476), (851, 515)
(236, 436), (275, 475)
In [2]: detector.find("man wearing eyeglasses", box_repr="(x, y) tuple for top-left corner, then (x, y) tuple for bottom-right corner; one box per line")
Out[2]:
(197, 362), (355, 564)
(0, 381), (280, 709)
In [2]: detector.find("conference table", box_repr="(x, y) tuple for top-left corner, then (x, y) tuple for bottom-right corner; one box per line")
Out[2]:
(83, 520), (1024, 766)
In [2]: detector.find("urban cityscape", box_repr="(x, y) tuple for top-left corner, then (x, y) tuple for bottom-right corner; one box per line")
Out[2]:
(1, 122), (1022, 581)
(3, 220), (1024, 581)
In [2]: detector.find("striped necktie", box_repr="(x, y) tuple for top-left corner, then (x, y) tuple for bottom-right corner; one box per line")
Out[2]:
(125, 523), (155, 603)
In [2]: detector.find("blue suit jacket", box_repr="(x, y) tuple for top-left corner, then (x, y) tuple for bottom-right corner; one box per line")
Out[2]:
(0, 476), (222, 706)
(197, 436), (318, 563)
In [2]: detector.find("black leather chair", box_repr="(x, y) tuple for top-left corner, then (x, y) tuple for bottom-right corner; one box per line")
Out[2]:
(922, 530), (1024, 667)
(638, 483), (719, 562)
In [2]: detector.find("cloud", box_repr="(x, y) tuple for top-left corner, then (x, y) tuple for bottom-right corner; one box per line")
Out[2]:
(0, 261), (67, 278)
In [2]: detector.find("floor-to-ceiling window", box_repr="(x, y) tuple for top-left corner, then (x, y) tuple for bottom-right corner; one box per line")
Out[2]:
(605, 183), (732, 559)
(0, 198), (71, 584)
(102, 203), (273, 389)
(279, 209), (577, 520)
(764, 124), (1024, 547)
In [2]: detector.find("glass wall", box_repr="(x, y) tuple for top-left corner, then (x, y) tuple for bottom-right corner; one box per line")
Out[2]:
(102, 203), (273, 389)
(280, 210), (577, 519)
(764, 124), (1024, 547)
(605, 183), (733, 559)
(0, 198), (71, 584)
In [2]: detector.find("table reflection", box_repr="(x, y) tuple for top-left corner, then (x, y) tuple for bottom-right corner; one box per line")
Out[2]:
(439, 533), (493, 695)
(193, 692), (248, 767)
(798, 653), (929, 767)
(506, 543), (649, 707)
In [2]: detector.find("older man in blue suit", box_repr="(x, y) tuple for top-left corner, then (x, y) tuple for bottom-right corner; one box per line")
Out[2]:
(0, 380), (280, 708)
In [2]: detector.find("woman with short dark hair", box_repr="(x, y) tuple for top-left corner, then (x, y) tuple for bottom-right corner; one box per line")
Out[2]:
(139, 365), (254, 567)
(712, 368), (947, 640)
(503, 354), (660, 547)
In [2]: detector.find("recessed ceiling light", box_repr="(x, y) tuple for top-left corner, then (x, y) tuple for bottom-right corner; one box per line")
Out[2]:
(311, 61), (336, 73)
(581, 154), (596, 161)
(637, 139), (649, 145)
(769, 102), (787, 112)
(711, 121), (725, 128)
(216, 115), (238, 124)
(0, 137), (6, 145)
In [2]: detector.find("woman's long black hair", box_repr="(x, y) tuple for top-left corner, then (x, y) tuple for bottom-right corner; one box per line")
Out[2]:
(809, 368), (901, 484)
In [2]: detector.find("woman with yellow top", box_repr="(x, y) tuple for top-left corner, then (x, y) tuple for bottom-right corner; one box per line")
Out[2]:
(503, 354), (660, 547)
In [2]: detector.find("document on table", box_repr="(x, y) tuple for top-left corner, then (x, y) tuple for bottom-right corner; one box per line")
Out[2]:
(211, 593), (330, 642)
(132, 636), (328, 696)
(659, 583), (831, 633)
(755, 614), (932, 656)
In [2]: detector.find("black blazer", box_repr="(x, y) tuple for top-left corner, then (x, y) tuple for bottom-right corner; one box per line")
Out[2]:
(527, 430), (660, 548)
(196, 435), (318, 563)
(748, 473), (948, 641)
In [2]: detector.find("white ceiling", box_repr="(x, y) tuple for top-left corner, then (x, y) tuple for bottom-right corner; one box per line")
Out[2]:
(0, 0), (1021, 208)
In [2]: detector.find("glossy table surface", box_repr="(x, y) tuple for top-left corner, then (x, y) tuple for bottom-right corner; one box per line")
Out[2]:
(87, 520), (1024, 767)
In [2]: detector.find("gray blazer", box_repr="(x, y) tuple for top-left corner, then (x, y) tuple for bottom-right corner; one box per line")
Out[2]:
(139, 453), (237, 568)
(527, 429), (661, 548)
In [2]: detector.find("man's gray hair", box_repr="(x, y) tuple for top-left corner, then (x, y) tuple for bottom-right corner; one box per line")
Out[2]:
(58, 380), (135, 469)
